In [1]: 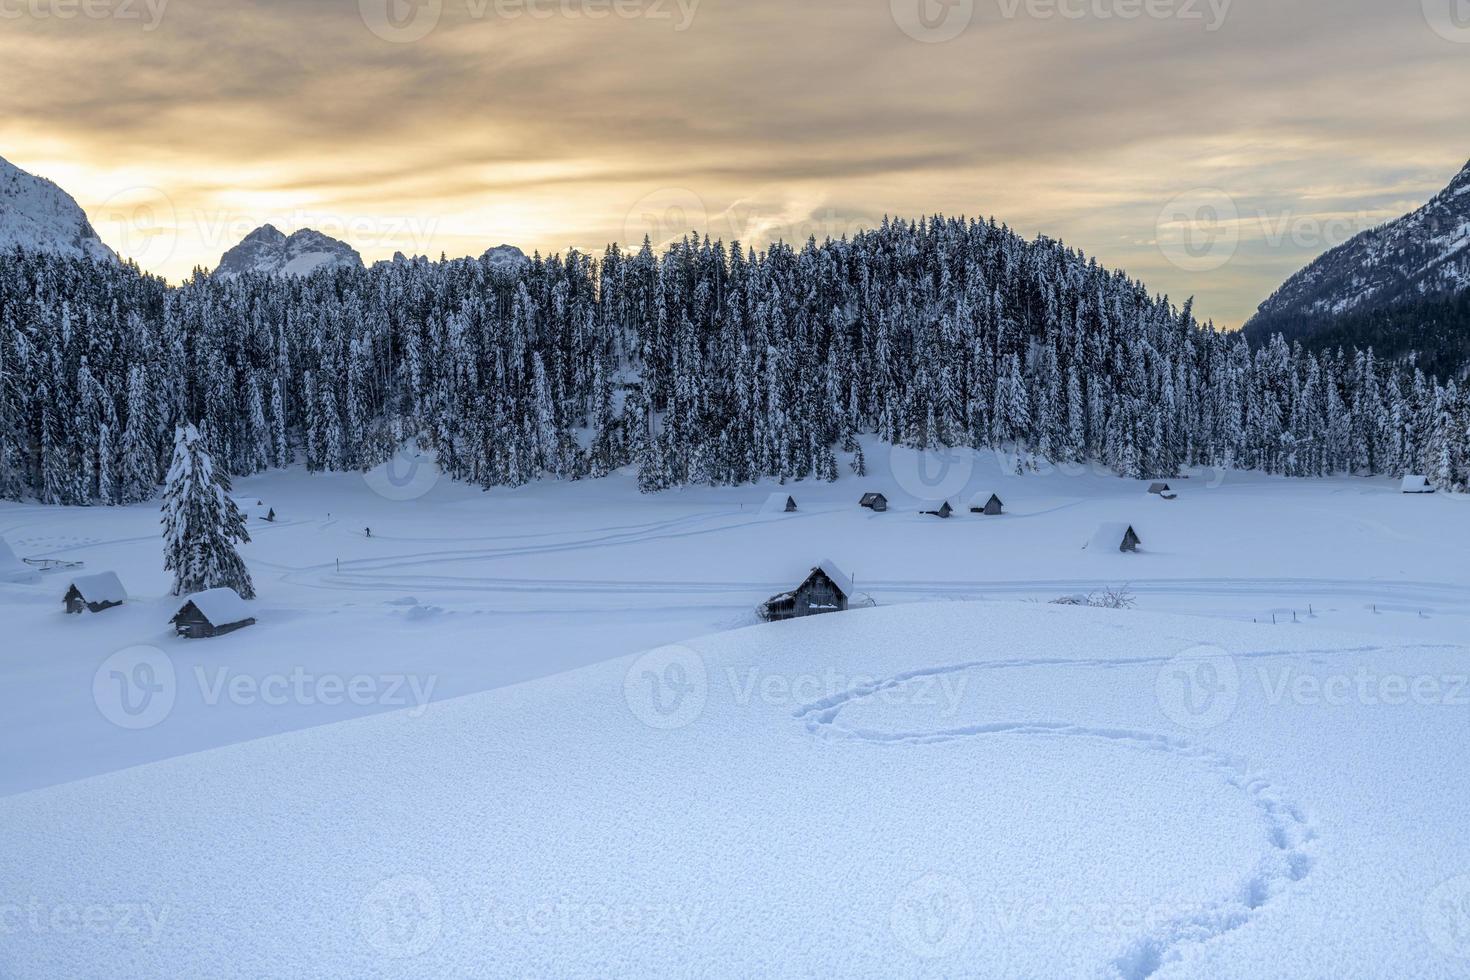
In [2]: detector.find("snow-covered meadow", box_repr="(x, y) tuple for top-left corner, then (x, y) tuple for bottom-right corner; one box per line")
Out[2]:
(2, 444), (1469, 977)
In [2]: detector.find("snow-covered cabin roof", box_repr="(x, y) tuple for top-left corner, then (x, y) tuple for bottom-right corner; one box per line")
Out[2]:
(1400, 475), (1434, 493)
(969, 492), (1002, 508)
(68, 571), (126, 604)
(809, 559), (854, 598)
(0, 537), (39, 584)
(177, 588), (252, 625)
(760, 492), (796, 514)
(1085, 522), (1140, 552)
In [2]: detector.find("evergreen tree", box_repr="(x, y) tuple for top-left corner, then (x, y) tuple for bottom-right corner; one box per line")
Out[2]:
(160, 423), (255, 599)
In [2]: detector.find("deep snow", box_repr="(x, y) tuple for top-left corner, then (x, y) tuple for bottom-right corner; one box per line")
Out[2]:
(2, 445), (1469, 977)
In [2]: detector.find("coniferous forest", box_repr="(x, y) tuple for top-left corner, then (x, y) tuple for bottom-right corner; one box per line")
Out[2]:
(2, 215), (1468, 507)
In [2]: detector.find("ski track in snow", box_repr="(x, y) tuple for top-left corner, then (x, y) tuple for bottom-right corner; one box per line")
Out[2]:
(793, 648), (1328, 979)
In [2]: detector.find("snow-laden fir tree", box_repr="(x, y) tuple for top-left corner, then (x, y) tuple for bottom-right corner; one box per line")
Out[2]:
(160, 423), (255, 599)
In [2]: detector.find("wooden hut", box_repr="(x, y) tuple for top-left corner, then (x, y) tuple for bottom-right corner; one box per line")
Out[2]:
(1400, 475), (1435, 494)
(759, 561), (854, 622)
(922, 501), (955, 519)
(1086, 523), (1141, 554)
(63, 571), (126, 614)
(171, 588), (256, 639)
(761, 492), (799, 514)
(859, 493), (888, 512)
(969, 493), (1004, 516)
(1147, 482), (1177, 499)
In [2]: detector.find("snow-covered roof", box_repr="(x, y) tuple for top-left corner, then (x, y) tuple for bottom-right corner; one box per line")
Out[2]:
(1085, 522), (1139, 551)
(968, 492), (1002, 507)
(811, 559), (854, 598)
(1400, 475), (1434, 493)
(0, 537), (40, 584)
(68, 571), (126, 604)
(178, 588), (253, 625)
(760, 492), (796, 514)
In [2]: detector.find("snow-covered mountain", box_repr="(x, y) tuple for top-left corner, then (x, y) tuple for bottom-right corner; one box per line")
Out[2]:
(481, 243), (528, 271)
(0, 155), (117, 264)
(1246, 159), (1470, 339)
(214, 224), (364, 278)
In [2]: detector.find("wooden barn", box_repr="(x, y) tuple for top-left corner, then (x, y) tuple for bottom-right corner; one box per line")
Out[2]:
(970, 493), (1004, 516)
(1400, 475), (1435, 494)
(922, 501), (955, 519)
(761, 492), (799, 514)
(1086, 523), (1141, 554)
(859, 492), (889, 512)
(172, 588), (256, 639)
(759, 560), (854, 622)
(63, 571), (126, 614)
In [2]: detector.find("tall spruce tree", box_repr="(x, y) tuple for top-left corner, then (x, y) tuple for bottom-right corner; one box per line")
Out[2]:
(160, 423), (255, 599)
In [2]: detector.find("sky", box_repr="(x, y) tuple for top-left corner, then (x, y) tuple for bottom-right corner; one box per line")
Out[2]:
(1, 0), (1467, 328)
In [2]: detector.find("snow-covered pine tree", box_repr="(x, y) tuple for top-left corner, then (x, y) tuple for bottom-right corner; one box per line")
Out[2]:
(160, 423), (255, 599)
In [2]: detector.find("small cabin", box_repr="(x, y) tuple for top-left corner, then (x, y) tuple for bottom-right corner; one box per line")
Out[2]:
(761, 492), (799, 514)
(1147, 482), (1177, 500)
(63, 571), (126, 614)
(860, 493), (889, 512)
(172, 588), (256, 639)
(759, 561), (854, 622)
(923, 501), (955, 519)
(1400, 475), (1435, 494)
(1086, 523), (1141, 554)
(970, 493), (1004, 516)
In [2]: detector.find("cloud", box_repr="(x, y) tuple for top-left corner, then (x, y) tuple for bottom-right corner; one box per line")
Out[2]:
(0, 0), (1464, 325)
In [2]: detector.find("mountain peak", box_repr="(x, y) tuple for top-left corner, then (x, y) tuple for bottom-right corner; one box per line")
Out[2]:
(1246, 157), (1470, 334)
(0, 154), (118, 264)
(215, 224), (364, 278)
